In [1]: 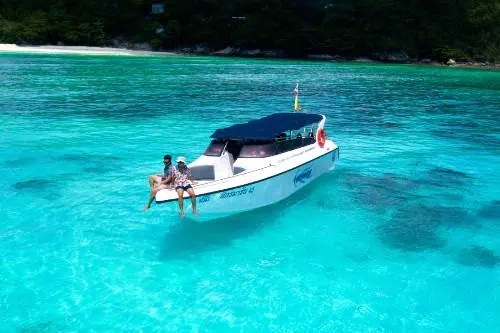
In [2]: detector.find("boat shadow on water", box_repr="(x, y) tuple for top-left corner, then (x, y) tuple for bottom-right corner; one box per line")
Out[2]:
(158, 176), (329, 261)
(158, 207), (281, 261)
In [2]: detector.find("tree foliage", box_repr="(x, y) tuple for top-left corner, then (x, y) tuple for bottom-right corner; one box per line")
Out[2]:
(0, 0), (498, 61)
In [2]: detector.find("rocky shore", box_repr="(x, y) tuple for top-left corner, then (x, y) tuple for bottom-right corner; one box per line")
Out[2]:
(176, 46), (499, 69)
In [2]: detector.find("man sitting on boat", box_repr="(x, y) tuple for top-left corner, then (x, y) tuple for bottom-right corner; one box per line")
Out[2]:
(144, 154), (174, 211)
(148, 154), (174, 190)
(173, 156), (197, 218)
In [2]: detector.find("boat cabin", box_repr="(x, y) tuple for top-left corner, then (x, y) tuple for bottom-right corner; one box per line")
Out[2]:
(189, 113), (324, 181)
(204, 131), (316, 159)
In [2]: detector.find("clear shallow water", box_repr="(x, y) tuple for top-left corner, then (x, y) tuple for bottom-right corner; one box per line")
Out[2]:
(0, 53), (499, 332)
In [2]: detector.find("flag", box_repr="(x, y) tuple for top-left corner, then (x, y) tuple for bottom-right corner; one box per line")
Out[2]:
(293, 83), (301, 111)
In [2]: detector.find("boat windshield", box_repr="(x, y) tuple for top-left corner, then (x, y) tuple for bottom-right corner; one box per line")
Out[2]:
(205, 128), (317, 159)
(239, 142), (276, 158)
(204, 140), (226, 156)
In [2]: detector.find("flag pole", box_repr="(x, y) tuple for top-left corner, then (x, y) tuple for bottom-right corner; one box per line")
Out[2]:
(293, 82), (300, 111)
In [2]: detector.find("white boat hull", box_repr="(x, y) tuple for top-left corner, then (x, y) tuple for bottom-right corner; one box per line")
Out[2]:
(156, 141), (339, 220)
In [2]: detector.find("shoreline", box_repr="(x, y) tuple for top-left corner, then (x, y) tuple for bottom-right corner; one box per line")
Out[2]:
(0, 44), (176, 56)
(1, 44), (498, 70)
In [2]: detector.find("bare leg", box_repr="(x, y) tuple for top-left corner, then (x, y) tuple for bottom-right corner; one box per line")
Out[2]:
(176, 189), (185, 219)
(187, 188), (197, 216)
(143, 187), (159, 211)
(149, 175), (162, 190)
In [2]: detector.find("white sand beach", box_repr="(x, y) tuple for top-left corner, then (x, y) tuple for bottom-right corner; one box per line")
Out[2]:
(0, 44), (176, 56)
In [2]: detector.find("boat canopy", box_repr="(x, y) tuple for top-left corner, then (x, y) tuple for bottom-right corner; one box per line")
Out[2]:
(210, 113), (323, 140)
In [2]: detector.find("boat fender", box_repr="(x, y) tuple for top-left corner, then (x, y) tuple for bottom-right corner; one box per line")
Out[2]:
(317, 128), (326, 147)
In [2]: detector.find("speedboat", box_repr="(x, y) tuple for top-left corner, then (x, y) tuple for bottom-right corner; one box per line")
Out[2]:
(156, 112), (339, 219)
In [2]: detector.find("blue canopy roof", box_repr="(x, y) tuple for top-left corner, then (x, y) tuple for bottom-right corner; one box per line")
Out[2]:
(210, 113), (323, 140)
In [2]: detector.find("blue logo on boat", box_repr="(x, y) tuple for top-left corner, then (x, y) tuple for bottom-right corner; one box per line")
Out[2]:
(294, 167), (313, 186)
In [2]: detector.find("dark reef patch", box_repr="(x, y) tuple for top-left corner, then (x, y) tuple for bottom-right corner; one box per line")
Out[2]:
(471, 133), (500, 149)
(19, 320), (66, 333)
(343, 171), (421, 209)
(356, 187), (410, 207)
(431, 129), (500, 151)
(377, 204), (477, 251)
(13, 179), (57, 191)
(436, 192), (464, 202)
(377, 205), (446, 251)
(447, 120), (482, 129)
(457, 245), (500, 268)
(431, 128), (460, 140)
(377, 173), (421, 191)
(477, 201), (500, 220)
(426, 205), (475, 228)
(3, 157), (33, 167)
(373, 121), (402, 129)
(344, 172), (420, 192)
(62, 153), (122, 175)
(61, 154), (87, 161)
(62, 153), (121, 162)
(419, 166), (471, 188)
(429, 167), (469, 179)
(83, 165), (117, 174)
(5, 153), (120, 167)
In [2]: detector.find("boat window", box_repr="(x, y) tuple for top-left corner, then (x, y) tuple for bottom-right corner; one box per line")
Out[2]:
(275, 133), (315, 154)
(239, 142), (277, 158)
(204, 140), (226, 156)
(226, 140), (243, 160)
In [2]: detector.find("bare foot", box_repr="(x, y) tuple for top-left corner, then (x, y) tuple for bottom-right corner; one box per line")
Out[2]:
(143, 205), (150, 211)
(180, 210), (185, 219)
(193, 209), (198, 216)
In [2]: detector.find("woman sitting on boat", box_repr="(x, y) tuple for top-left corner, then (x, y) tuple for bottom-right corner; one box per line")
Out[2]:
(172, 156), (197, 218)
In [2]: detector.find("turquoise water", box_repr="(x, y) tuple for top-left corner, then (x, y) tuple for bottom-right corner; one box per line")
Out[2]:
(1, 53), (499, 332)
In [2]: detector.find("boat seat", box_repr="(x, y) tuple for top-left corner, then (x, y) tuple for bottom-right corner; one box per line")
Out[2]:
(190, 165), (215, 180)
(234, 167), (246, 175)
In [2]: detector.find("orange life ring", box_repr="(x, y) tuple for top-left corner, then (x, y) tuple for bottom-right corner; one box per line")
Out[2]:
(317, 128), (326, 147)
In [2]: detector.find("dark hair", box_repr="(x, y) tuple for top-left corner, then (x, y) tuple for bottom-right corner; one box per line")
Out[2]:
(163, 155), (171, 160)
